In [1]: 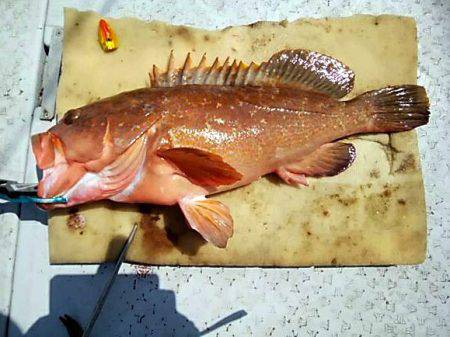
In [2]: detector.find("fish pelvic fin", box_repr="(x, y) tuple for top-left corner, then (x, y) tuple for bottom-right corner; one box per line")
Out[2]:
(150, 49), (355, 98)
(179, 196), (233, 248)
(350, 85), (430, 133)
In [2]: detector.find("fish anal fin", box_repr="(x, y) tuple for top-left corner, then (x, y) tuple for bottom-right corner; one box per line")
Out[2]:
(278, 142), (356, 183)
(157, 147), (242, 187)
(275, 167), (308, 186)
(149, 49), (355, 98)
(179, 196), (233, 248)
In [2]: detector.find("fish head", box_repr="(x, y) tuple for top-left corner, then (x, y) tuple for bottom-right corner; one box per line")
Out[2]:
(31, 89), (160, 208)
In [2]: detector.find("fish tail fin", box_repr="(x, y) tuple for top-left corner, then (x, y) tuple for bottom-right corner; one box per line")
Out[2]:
(352, 85), (430, 133)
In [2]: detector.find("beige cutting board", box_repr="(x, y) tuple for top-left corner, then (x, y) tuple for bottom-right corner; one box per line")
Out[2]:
(49, 8), (427, 266)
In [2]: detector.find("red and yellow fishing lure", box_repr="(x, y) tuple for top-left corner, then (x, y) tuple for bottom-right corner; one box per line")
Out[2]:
(98, 19), (119, 52)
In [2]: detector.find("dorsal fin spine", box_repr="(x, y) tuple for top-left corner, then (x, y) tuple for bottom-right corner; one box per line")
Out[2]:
(206, 57), (220, 84)
(225, 60), (237, 85)
(150, 49), (355, 98)
(181, 53), (192, 85)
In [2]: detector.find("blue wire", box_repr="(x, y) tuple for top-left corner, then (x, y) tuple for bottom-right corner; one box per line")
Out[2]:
(0, 193), (68, 204)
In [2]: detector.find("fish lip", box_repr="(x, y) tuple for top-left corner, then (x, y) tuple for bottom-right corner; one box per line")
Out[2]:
(32, 132), (56, 169)
(37, 163), (87, 202)
(37, 177), (84, 209)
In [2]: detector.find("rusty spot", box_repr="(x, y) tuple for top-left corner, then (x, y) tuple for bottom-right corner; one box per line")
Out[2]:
(330, 194), (358, 206)
(374, 17), (379, 26)
(337, 196), (357, 206)
(331, 258), (337, 265)
(231, 47), (237, 52)
(176, 27), (194, 41)
(381, 189), (392, 198)
(203, 34), (210, 41)
(67, 213), (86, 230)
(397, 199), (406, 205)
(279, 20), (288, 28)
(302, 222), (312, 237)
(370, 169), (380, 178)
(322, 210), (330, 217)
(395, 154), (416, 173)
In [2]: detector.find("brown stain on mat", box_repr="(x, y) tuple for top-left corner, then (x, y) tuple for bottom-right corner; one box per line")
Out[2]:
(363, 184), (405, 228)
(329, 193), (358, 207)
(202, 34), (217, 43)
(65, 207), (86, 230)
(176, 27), (195, 42)
(370, 169), (380, 178)
(139, 205), (205, 257)
(395, 154), (416, 173)
(397, 198), (407, 205)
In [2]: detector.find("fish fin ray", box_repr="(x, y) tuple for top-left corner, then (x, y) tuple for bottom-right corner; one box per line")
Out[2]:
(275, 167), (308, 186)
(149, 49), (355, 98)
(157, 147), (242, 187)
(350, 85), (430, 132)
(281, 142), (356, 178)
(99, 134), (147, 193)
(179, 196), (233, 248)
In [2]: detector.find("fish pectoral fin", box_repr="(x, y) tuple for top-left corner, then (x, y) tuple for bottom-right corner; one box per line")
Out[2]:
(157, 147), (243, 187)
(150, 49), (354, 98)
(279, 142), (356, 181)
(179, 196), (233, 248)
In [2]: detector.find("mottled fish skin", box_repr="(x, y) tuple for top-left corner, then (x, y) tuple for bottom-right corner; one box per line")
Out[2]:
(153, 85), (361, 188)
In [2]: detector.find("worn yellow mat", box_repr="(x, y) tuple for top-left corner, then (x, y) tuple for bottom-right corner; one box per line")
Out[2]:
(49, 8), (427, 265)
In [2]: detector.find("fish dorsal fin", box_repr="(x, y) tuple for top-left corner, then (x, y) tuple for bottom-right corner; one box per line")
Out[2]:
(150, 49), (355, 98)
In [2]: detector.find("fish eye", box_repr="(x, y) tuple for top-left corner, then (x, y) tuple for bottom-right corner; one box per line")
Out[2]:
(63, 110), (80, 125)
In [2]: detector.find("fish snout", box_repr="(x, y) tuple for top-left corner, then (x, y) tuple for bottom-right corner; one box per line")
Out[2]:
(31, 132), (56, 169)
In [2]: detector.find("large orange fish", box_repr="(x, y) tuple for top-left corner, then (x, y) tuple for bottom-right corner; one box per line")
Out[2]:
(32, 49), (429, 247)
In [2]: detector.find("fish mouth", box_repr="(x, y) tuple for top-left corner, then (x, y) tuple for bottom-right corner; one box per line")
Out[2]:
(37, 163), (87, 206)
(32, 132), (93, 208)
(32, 131), (149, 209)
(32, 132), (75, 198)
